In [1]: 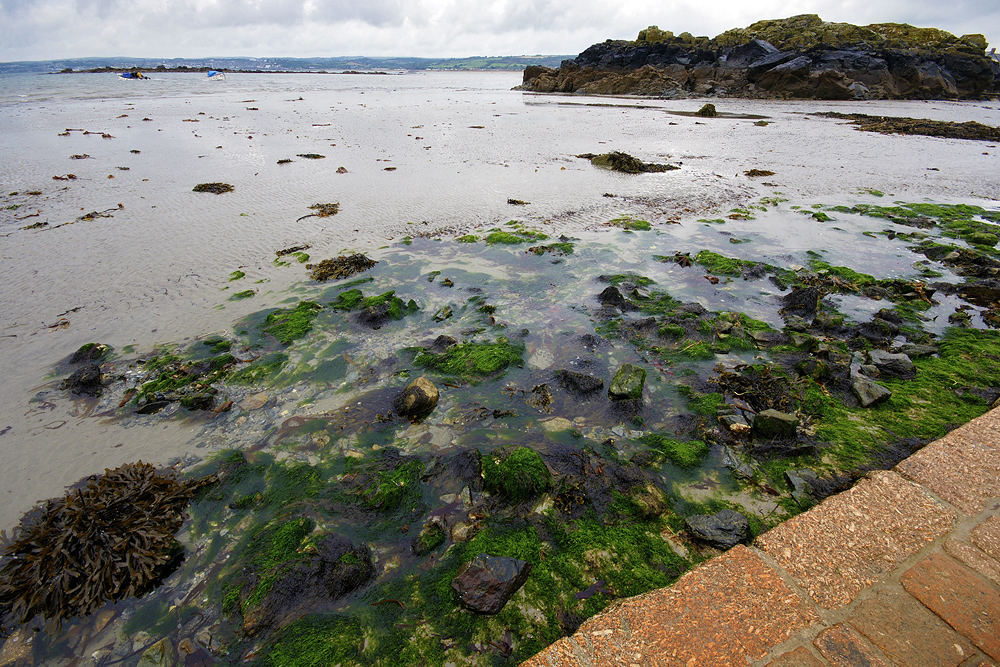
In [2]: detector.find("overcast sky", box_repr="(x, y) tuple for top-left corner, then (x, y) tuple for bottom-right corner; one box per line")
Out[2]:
(1, 0), (998, 62)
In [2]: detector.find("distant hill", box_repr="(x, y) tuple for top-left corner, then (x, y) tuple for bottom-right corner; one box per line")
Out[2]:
(0, 55), (574, 75)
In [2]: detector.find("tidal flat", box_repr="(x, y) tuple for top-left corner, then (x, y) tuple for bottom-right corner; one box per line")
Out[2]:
(1, 71), (999, 665)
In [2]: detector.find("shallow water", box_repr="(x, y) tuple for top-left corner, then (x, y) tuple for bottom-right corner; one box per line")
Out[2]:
(3, 69), (1000, 665)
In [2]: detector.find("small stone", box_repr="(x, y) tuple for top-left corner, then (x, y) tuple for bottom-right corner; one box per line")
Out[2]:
(393, 376), (440, 418)
(785, 469), (819, 505)
(752, 409), (799, 440)
(452, 553), (532, 614)
(238, 392), (269, 410)
(60, 363), (103, 396)
(852, 376), (892, 407)
(686, 509), (749, 549)
(608, 363), (646, 400)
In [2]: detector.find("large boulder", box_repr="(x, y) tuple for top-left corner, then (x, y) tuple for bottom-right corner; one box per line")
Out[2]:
(452, 554), (532, 614)
(852, 376), (892, 407)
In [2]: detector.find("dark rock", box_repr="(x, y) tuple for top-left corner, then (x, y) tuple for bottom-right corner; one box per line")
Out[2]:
(431, 334), (458, 351)
(598, 285), (628, 308)
(136, 400), (170, 414)
(242, 534), (374, 636)
(452, 554), (532, 614)
(68, 343), (112, 365)
(867, 350), (915, 379)
(894, 342), (938, 358)
(393, 376), (440, 419)
(852, 376), (892, 407)
(60, 363), (103, 396)
(752, 409), (799, 440)
(785, 468), (820, 505)
(554, 369), (604, 396)
(781, 286), (824, 319)
(608, 363), (646, 400)
(686, 509), (749, 549)
(421, 449), (484, 493)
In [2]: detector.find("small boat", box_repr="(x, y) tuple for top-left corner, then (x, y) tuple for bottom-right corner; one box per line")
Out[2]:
(119, 71), (145, 79)
(206, 70), (226, 81)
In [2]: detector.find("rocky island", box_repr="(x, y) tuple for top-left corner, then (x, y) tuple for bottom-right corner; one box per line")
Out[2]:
(518, 14), (1000, 99)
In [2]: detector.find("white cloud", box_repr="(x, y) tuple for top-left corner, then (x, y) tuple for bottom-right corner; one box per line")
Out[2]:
(0, 0), (996, 61)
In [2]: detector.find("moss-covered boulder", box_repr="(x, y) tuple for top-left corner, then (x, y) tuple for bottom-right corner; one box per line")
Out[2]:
(482, 447), (551, 502)
(609, 363), (647, 400)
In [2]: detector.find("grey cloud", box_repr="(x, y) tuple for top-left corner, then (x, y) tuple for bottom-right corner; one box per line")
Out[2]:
(307, 0), (407, 27)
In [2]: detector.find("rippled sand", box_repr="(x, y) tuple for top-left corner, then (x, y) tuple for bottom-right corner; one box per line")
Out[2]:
(0, 70), (998, 532)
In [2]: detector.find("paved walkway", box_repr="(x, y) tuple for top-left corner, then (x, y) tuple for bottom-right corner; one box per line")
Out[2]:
(522, 407), (1000, 667)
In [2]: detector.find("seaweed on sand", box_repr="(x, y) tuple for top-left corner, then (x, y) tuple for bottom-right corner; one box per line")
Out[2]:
(305, 254), (377, 282)
(192, 183), (234, 194)
(0, 463), (212, 630)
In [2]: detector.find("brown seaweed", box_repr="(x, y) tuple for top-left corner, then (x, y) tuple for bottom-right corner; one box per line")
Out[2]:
(0, 463), (213, 632)
(305, 253), (377, 282)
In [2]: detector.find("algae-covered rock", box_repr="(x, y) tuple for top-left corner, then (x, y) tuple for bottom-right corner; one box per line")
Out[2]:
(752, 409), (799, 440)
(451, 553), (532, 614)
(609, 363), (646, 400)
(695, 103), (718, 117)
(685, 509), (749, 549)
(582, 151), (679, 174)
(68, 342), (112, 365)
(392, 376), (440, 419)
(412, 521), (446, 556)
(482, 446), (550, 502)
(240, 532), (374, 636)
(192, 182), (233, 194)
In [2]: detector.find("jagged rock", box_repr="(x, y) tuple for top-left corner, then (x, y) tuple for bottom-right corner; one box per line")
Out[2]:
(894, 342), (938, 358)
(752, 409), (799, 439)
(852, 375), (892, 407)
(60, 363), (103, 396)
(686, 509), (749, 549)
(598, 285), (628, 308)
(554, 369), (604, 396)
(608, 363), (646, 400)
(518, 15), (997, 100)
(393, 376), (440, 418)
(452, 554), (532, 614)
(868, 350), (915, 379)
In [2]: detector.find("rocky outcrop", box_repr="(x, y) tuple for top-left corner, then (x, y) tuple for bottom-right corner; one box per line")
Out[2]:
(518, 15), (998, 100)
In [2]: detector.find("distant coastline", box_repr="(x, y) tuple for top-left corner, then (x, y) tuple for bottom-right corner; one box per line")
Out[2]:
(1, 54), (573, 75)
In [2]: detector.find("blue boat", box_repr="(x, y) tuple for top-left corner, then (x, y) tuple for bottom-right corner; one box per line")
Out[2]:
(206, 70), (226, 81)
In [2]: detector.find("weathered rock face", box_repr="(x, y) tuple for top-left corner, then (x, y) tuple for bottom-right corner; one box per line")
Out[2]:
(518, 15), (998, 100)
(452, 554), (532, 614)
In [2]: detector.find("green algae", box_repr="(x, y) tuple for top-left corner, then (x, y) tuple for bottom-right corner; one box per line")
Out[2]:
(229, 352), (288, 384)
(414, 340), (524, 379)
(455, 234), (479, 243)
(606, 215), (652, 231)
(230, 289), (255, 301)
(356, 460), (423, 511)
(486, 231), (530, 245)
(807, 260), (875, 285)
(482, 447), (551, 502)
(636, 434), (708, 467)
(263, 301), (322, 345)
(694, 250), (759, 276)
(229, 270), (246, 281)
(256, 614), (364, 667)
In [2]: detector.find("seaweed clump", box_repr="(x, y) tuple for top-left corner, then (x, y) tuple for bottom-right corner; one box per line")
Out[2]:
(306, 254), (377, 282)
(577, 151), (679, 173)
(414, 340), (525, 379)
(818, 112), (1000, 142)
(0, 463), (210, 630)
(192, 182), (234, 194)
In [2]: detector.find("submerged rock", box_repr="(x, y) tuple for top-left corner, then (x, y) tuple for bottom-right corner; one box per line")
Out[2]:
(392, 376), (440, 419)
(609, 363), (647, 400)
(686, 509), (749, 549)
(554, 369), (604, 396)
(452, 554), (532, 614)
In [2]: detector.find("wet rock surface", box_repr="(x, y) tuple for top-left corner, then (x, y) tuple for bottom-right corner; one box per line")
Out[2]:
(686, 509), (750, 549)
(393, 376), (440, 419)
(60, 363), (103, 396)
(452, 554), (532, 614)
